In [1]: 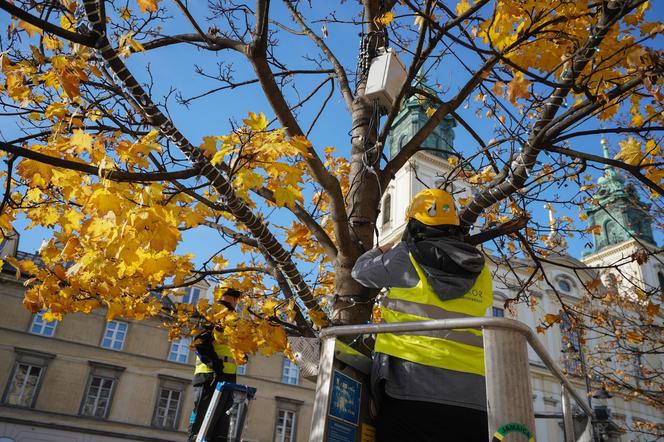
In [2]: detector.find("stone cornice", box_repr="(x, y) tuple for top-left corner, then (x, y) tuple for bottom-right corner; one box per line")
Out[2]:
(582, 239), (662, 264)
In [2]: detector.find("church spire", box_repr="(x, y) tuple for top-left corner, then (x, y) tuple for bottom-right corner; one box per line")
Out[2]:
(544, 203), (568, 255)
(386, 68), (456, 160)
(583, 139), (656, 256)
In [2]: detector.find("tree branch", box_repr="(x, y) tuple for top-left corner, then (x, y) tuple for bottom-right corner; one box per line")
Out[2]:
(283, 0), (354, 110)
(0, 141), (200, 182)
(0, 0), (96, 46)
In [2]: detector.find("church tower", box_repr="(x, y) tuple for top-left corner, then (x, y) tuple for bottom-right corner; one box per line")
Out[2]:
(377, 72), (474, 245)
(581, 139), (663, 294)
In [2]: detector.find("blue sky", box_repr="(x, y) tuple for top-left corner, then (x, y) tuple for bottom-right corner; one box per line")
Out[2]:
(2, 1), (662, 265)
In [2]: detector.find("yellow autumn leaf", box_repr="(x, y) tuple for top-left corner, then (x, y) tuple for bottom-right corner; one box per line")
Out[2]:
(243, 112), (269, 131)
(309, 309), (328, 329)
(200, 136), (218, 158)
(137, 0), (159, 13)
(507, 72), (531, 105)
(467, 165), (496, 184)
(625, 331), (644, 344)
(376, 11), (394, 26)
(120, 7), (132, 20)
(19, 21), (43, 38)
(86, 188), (123, 216)
(43, 311), (62, 322)
(290, 135), (312, 154)
(615, 137), (645, 166)
(60, 15), (76, 31)
(212, 256), (229, 270)
(70, 129), (93, 154)
(234, 169), (264, 192)
(645, 302), (660, 317)
(455, 0), (471, 16)
(544, 313), (559, 325)
(106, 302), (124, 321)
(273, 186), (301, 208)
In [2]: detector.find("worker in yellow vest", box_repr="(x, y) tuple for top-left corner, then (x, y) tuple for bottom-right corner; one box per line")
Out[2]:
(187, 288), (242, 442)
(352, 188), (492, 442)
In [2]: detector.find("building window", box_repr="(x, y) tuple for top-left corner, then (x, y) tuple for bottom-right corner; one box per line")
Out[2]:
(80, 362), (124, 418)
(281, 358), (299, 385)
(274, 409), (296, 442)
(152, 375), (187, 430)
(2, 349), (54, 408)
(236, 363), (247, 376)
(101, 321), (128, 351)
(154, 388), (181, 429)
(167, 338), (191, 364)
(657, 271), (664, 292)
(81, 376), (114, 418)
(492, 307), (504, 318)
(382, 194), (392, 226)
(558, 279), (572, 292)
(4, 363), (43, 407)
(182, 287), (201, 305)
(29, 312), (57, 337)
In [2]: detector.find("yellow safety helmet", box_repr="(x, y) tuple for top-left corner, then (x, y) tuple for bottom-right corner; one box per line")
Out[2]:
(405, 188), (459, 226)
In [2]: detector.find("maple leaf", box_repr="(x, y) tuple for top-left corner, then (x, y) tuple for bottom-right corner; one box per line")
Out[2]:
(273, 186), (302, 208)
(43, 311), (62, 322)
(70, 129), (93, 154)
(289, 135), (312, 155)
(243, 112), (269, 131)
(120, 7), (132, 20)
(86, 188), (123, 216)
(212, 256), (228, 270)
(60, 209), (84, 234)
(468, 165), (496, 184)
(17, 159), (54, 189)
(200, 136), (218, 158)
(137, 0), (159, 13)
(455, 0), (471, 16)
(615, 137), (645, 166)
(645, 302), (660, 317)
(375, 11), (394, 26)
(625, 331), (644, 345)
(309, 309), (328, 329)
(60, 15), (76, 32)
(106, 302), (124, 321)
(507, 72), (531, 105)
(18, 21), (43, 38)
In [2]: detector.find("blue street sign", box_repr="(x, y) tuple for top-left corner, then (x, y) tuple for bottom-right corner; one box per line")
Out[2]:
(329, 370), (361, 426)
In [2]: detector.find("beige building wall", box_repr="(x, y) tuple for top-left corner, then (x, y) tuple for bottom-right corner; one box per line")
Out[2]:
(0, 258), (316, 442)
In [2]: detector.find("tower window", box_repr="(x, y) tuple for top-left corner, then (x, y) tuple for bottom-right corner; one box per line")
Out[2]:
(382, 194), (392, 226)
(658, 271), (664, 292)
(558, 280), (571, 292)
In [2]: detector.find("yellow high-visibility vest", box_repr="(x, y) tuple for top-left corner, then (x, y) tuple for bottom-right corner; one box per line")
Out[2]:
(374, 254), (492, 376)
(194, 342), (238, 375)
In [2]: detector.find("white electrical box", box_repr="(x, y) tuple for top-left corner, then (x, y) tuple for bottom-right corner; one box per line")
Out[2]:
(364, 48), (408, 111)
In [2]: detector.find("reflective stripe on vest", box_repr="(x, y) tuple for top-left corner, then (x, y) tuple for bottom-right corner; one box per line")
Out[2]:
(374, 255), (492, 376)
(194, 342), (238, 375)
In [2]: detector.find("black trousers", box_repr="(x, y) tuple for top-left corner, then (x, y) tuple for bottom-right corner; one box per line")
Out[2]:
(376, 392), (489, 442)
(187, 374), (235, 442)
